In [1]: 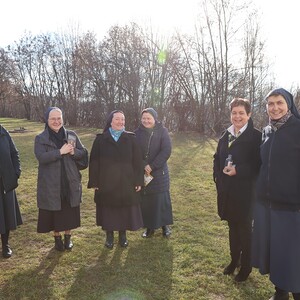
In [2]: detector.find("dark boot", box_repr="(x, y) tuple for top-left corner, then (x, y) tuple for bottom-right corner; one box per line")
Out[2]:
(142, 229), (155, 238)
(223, 260), (238, 275)
(1, 231), (12, 258)
(119, 231), (128, 247)
(269, 287), (289, 300)
(223, 252), (241, 275)
(234, 266), (252, 282)
(293, 293), (300, 300)
(64, 234), (73, 250)
(105, 231), (114, 249)
(162, 225), (171, 238)
(54, 235), (64, 251)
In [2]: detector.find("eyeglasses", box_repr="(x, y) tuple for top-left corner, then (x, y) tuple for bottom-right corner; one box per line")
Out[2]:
(49, 117), (62, 122)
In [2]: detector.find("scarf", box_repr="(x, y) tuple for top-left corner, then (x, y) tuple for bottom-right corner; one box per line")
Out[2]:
(48, 126), (66, 148)
(262, 111), (292, 143)
(48, 126), (70, 202)
(270, 110), (292, 131)
(109, 127), (125, 142)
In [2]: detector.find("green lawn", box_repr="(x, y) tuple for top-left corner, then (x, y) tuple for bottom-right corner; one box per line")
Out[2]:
(0, 118), (273, 299)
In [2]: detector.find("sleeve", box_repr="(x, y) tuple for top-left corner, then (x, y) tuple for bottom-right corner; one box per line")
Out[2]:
(132, 135), (144, 186)
(149, 127), (172, 171)
(70, 131), (89, 170)
(34, 134), (61, 165)
(8, 132), (21, 178)
(213, 141), (221, 183)
(87, 135), (100, 188)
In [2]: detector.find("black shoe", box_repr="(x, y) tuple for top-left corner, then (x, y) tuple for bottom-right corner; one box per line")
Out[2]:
(54, 235), (64, 252)
(2, 245), (12, 258)
(269, 293), (289, 300)
(234, 267), (252, 282)
(292, 293), (300, 300)
(162, 226), (171, 238)
(119, 231), (128, 247)
(142, 229), (155, 238)
(269, 292), (289, 300)
(64, 234), (73, 250)
(105, 231), (114, 249)
(223, 261), (237, 275)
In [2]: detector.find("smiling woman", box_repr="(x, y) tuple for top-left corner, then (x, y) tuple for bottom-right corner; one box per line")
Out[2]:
(230, 105), (251, 133)
(88, 110), (144, 249)
(252, 88), (300, 299)
(266, 95), (289, 120)
(213, 98), (261, 282)
(34, 106), (88, 251)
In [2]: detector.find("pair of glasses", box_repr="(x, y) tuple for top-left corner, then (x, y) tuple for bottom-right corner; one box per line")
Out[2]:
(49, 117), (62, 121)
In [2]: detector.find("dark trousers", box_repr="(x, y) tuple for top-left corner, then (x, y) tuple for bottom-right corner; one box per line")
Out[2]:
(228, 220), (252, 268)
(1, 230), (10, 247)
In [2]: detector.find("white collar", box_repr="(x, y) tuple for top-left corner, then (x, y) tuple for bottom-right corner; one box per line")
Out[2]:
(227, 122), (248, 137)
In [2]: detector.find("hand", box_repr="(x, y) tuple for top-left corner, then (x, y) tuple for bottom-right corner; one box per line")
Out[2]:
(223, 165), (236, 176)
(69, 145), (75, 155)
(144, 164), (152, 175)
(60, 143), (73, 155)
(135, 186), (141, 192)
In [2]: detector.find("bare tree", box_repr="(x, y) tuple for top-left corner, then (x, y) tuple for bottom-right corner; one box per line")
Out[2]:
(0, 4), (273, 134)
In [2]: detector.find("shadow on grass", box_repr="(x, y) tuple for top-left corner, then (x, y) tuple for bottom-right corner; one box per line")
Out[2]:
(66, 237), (174, 300)
(0, 248), (63, 299)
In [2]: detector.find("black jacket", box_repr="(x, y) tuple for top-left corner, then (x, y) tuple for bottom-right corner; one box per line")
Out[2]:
(256, 116), (300, 210)
(88, 131), (143, 206)
(0, 126), (21, 192)
(213, 119), (261, 221)
(135, 122), (171, 194)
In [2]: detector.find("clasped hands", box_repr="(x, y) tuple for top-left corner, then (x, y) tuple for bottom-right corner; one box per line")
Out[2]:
(60, 143), (75, 156)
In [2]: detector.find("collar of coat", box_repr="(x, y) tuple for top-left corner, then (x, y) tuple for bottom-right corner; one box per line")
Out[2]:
(221, 118), (255, 142)
(39, 126), (68, 146)
(98, 130), (135, 143)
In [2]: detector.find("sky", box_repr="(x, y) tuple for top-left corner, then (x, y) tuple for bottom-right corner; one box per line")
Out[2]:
(0, 0), (299, 89)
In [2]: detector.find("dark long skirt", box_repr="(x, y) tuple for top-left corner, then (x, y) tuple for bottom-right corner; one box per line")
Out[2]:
(0, 188), (22, 234)
(252, 201), (300, 293)
(37, 196), (80, 233)
(96, 203), (143, 231)
(140, 191), (173, 229)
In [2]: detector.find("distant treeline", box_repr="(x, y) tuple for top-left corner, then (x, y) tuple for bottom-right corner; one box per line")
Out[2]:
(0, 0), (299, 134)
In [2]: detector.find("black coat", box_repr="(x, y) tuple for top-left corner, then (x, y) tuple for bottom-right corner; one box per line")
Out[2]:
(88, 131), (143, 206)
(256, 116), (300, 210)
(135, 122), (171, 194)
(0, 126), (21, 192)
(213, 119), (261, 222)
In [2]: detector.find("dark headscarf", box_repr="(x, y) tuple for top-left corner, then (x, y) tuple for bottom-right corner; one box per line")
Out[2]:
(103, 110), (125, 133)
(142, 107), (158, 121)
(266, 88), (300, 119)
(44, 107), (62, 128)
(44, 107), (65, 147)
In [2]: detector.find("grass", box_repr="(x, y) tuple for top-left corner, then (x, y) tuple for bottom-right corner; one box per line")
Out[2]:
(0, 119), (273, 300)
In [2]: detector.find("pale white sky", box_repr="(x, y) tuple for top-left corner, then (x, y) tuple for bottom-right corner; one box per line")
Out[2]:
(0, 0), (299, 88)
